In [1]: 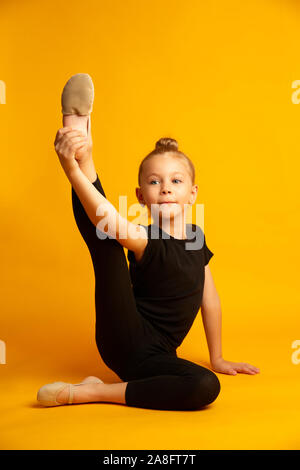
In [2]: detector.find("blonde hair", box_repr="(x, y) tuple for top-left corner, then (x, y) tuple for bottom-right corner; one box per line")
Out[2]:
(138, 137), (195, 186)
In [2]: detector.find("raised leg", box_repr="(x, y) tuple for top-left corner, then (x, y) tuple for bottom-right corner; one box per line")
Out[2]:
(71, 170), (149, 384)
(63, 113), (96, 182)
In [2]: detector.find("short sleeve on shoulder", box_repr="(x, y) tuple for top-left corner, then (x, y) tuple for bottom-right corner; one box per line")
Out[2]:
(127, 225), (154, 269)
(203, 234), (214, 265)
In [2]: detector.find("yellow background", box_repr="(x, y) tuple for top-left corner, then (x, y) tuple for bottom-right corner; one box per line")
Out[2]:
(1, 0), (300, 450)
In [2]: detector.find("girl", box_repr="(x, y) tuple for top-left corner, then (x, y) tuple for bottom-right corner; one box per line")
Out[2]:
(37, 74), (259, 411)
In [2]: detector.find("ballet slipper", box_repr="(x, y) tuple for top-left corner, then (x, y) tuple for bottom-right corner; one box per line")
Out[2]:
(79, 376), (103, 385)
(61, 73), (94, 135)
(37, 376), (103, 407)
(37, 381), (77, 406)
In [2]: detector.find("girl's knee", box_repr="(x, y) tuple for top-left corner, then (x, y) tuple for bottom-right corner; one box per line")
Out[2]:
(191, 370), (221, 409)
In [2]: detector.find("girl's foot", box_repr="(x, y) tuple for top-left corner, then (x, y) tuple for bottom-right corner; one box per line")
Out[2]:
(80, 375), (103, 384)
(63, 114), (89, 136)
(61, 73), (94, 171)
(62, 114), (94, 174)
(61, 73), (94, 135)
(56, 382), (104, 404)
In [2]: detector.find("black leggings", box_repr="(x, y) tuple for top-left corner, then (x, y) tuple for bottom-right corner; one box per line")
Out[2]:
(71, 174), (221, 411)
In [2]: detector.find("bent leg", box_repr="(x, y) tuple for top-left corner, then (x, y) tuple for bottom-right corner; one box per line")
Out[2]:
(55, 354), (220, 410)
(124, 353), (221, 411)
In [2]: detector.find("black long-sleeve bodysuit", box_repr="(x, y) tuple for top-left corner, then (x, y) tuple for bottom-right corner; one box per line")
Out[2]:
(71, 174), (220, 411)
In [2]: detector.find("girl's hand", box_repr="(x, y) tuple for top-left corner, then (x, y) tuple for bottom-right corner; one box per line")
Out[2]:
(54, 127), (88, 175)
(211, 357), (260, 375)
(73, 128), (93, 165)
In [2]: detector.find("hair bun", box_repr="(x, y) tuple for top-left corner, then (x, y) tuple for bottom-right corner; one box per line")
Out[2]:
(155, 137), (178, 152)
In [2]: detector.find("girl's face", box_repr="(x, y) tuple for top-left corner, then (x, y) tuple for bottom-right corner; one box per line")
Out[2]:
(136, 153), (198, 224)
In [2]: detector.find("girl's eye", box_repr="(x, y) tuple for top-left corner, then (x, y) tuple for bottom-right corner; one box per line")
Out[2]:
(149, 179), (182, 184)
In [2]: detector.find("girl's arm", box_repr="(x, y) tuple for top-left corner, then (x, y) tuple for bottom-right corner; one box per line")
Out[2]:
(201, 265), (260, 375)
(67, 167), (148, 253)
(200, 266), (223, 364)
(54, 127), (148, 254)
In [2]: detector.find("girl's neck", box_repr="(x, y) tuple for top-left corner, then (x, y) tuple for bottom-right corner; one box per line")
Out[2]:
(152, 218), (188, 240)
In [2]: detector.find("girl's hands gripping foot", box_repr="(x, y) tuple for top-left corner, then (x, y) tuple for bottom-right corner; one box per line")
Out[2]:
(62, 114), (93, 167)
(72, 127), (92, 166)
(54, 127), (88, 175)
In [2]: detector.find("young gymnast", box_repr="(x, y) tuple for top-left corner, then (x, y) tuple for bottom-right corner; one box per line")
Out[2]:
(37, 74), (259, 410)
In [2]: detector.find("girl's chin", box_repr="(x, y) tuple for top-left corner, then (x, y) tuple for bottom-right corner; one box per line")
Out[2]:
(158, 203), (179, 210)
(149, 204), (182, 217)
(155, 209), (182, 221)
(157, 207), (179, 216)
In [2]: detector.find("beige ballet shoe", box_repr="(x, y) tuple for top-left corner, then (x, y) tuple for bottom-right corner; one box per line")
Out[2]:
(37, 381), (77, 406)
(80, 376), (103, 385)
(37, 376), (103, 407)
(61, 73), (94, 134)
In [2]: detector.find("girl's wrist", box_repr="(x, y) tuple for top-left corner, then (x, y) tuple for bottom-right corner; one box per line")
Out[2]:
(210, 356), (223, 365)
(78, 158), (97, 182)
(62, 163), (81, 183)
